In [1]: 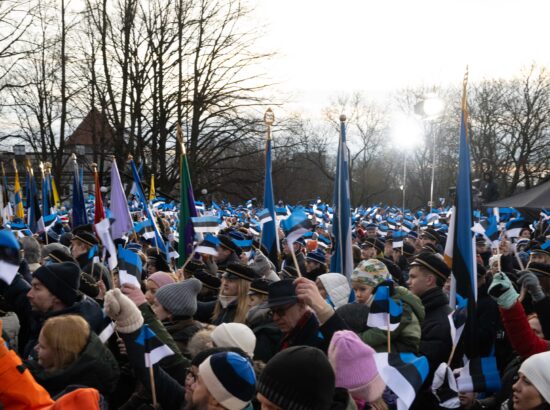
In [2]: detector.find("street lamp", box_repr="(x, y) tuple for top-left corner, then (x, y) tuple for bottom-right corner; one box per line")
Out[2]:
(392, 115), (423, 212)
(415, 93), (443, 211)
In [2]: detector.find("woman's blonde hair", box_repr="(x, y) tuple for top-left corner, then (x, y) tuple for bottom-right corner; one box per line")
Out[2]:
(40, 315), (90, 370)
(212, 279), (251, 324)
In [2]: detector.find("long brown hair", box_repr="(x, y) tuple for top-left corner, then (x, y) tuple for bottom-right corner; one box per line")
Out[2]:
(212, 279), (251, 323)
(40, 315), (90, 370)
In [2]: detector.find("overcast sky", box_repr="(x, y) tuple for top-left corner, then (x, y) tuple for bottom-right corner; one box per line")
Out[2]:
(253, 0), (550, 117)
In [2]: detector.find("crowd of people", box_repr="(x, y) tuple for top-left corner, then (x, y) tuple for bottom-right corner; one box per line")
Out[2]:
(0, 203), (549, 410)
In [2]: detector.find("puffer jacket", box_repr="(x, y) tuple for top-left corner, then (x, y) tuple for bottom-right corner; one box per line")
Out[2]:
(0, 349), (105, 410)
(359, 286), (424, 353)
(26, 332), (120, 398)
(318, 273), (352, 309)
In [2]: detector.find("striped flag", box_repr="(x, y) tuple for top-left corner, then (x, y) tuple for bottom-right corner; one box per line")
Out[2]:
(118, 244), (143, 287)
(281, 208), (312, 245)
(72, 156), (88, 227)
(98, 309), (116, 343)
(431, 363), (459, 409)
(195, 234), (220, 256)
(0, 230), (21, 285)
(505, 217), (525, 239)
(330, 116), (353, 279)
(13, 163), (24, 219)
(135, 219), (156, 240)
(191, 216), (220, 233)
(262, 121), (279, 268)
(28, 171), (44, 233)
(135, 324), (174, 367)
(95, 218), (118, 270)
(445, 71), (478, 358)
(374, 352), (430, 410)
(367, 282), (403, 331)
(456, 356), (501, 393)
(257, 208), (273, 225)
(448, 294), (468, 350)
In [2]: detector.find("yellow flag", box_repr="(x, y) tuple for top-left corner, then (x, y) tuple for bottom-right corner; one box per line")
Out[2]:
(51, 177), (61, 209)
(149, 174), (155, 201)
(14, 168), (24, 219)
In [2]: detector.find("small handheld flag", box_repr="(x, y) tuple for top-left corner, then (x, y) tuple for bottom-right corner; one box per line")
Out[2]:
(191, 216), (221, 233)
(0, 230), (21, 285)
(456, 356), (501, 393)
(135, 324), (174, 367)
(118, 244), (143, 287)
(367, 282), (403, 332)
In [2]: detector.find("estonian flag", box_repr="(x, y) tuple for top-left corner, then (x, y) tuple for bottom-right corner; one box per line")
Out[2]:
(98, 309), (116, 344)
(118, 244), (143, 287)
(135, 219), (156, 240)
(0, 230), (21, 285)
(281, 208), (312, 245)
(431, 363), (459, 409)
(191, 216), (220, 233)
(484, 215), (500, 244)
(374, 352), (430, 410)
(195, 234), (220, 256)
(257, 208), (273, 225)
(448, 294), (468, 349)
(456, 356), (501, 393)
(135, 324), (174, 367)
(505, 217), (525, 239)
(367, 282), (403, 332)
(392, 231), (406, 249)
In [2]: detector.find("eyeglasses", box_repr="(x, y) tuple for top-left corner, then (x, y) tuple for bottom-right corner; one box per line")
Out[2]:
(270, 304), (294, 318)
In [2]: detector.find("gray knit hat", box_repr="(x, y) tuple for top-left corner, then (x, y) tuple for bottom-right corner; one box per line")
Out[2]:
(155, 278), (202, 317)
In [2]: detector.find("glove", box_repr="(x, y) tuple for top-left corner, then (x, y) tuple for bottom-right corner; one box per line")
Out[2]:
(121, 283), (147, 307)
(518, 271), (545, 302)
(104, 289), (144, 333)
(488, 272), (519, 309)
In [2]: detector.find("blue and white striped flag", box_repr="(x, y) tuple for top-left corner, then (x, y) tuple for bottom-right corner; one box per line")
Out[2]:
(330, 116), (353, 278)
(191, 216), (220, 233)
(135, 324), (174, 367)
(367, 282), (403, 332)
(257, 208), (273, 225)
(281, 208), (312, 245)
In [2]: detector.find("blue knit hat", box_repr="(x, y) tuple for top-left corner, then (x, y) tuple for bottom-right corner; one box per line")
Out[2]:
(199, 352), (256, 410)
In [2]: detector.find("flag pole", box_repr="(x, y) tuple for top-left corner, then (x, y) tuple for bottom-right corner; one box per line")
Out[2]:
(387, 313), (391, 353)
(289, 245), (302, 277)
(149, 366), (158, 407)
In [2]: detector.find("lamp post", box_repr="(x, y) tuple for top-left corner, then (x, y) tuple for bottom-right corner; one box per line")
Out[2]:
(415, 93), (444, 211)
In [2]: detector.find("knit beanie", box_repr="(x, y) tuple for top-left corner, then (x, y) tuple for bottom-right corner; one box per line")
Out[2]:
(328, 330), (385, 402)
(147, 272), (175, 289)
(518, 351), (550, 404)
(257, 346), (335, 410)
(211, 323), (257, 357)
(155, 278), (202, 317)
(199, 351), (256, 410)
(33, 262), (81, 306)
(351, 259), (390, 287)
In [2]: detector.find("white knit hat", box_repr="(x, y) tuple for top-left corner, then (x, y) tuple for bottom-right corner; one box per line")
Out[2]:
(211, 323), (256, 357)
(519, 351), (550, 404)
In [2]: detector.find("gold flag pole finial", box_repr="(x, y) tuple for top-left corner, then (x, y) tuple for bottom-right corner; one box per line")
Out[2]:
(264, 108), (274, 141)
(176, 124), (186, 155)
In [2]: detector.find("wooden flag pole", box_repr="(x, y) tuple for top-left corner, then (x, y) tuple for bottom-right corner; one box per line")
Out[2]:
(447, 343), (458, 367)
(387, 313), (391, 353)
(181, 249), (196, 272)
(289, 245), (302, 277)
(149, 366), (158, 408)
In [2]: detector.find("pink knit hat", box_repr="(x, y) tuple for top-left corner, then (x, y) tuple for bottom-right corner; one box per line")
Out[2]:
(147, 272), (175, 289)
(328, 330), (386, 403)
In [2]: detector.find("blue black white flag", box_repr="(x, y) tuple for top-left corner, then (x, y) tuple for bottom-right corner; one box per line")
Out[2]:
(0, 230), (21, 285)
(456, 356), (501, 393)
(191, 216), (220, 233)
(281, 208), (312, 245)
(135, 324), (174, 367)
(118, 244), (143, 287)
(367, 283), (403, 331)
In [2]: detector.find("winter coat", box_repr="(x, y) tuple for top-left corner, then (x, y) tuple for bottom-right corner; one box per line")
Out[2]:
(418, 287), (453, 372)
(282, 252), (307, 277)
(195, 300), (216, 323)
(500, 300), (549, 358)
(318, 273), (352, 309)
(246, 305), (282, 362)
(212, 300), (238, 325)
(476, 281), (501, 357)
(0, 273), (104, 358)
(26, 332), (120, 397)
(279, 310), (349, 353)
(359, 286), (424, 353)
(533, 295), (550, 340)
(162, 317), (203, 358)
(0, 349), (105, 410)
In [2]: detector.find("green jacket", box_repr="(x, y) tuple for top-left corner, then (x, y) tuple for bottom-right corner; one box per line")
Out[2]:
(359, 286), (425, 353)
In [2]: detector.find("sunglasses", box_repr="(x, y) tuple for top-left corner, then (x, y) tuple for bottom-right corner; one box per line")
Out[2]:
(270, 304), (295, 317)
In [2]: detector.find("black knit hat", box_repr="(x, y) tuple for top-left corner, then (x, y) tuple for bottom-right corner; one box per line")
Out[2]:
(223, 263), (257, 282)
(194, 270), (221, 290)
(410, 252), (451, 281)
(33, 262), (81, 306)
(257, 346), (335, 410)
(71, 224), (98, 247)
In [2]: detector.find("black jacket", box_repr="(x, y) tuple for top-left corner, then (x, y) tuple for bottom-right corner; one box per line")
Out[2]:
(26, 332), (120, 397)
(282, 252), (307, 276)
(212, 300), (238, 325)
(279, 310), (348, 353)
(162, 317), (203, 358)
(418, 287), (452, 375)
(0, 273), (104, 358)
(534, 295), (550, 340)
(246, 305), (282, 363)
(476, 281), (500, 357)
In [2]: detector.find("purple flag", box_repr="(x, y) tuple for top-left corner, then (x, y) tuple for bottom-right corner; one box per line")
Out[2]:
(110, 159), (133, 239)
